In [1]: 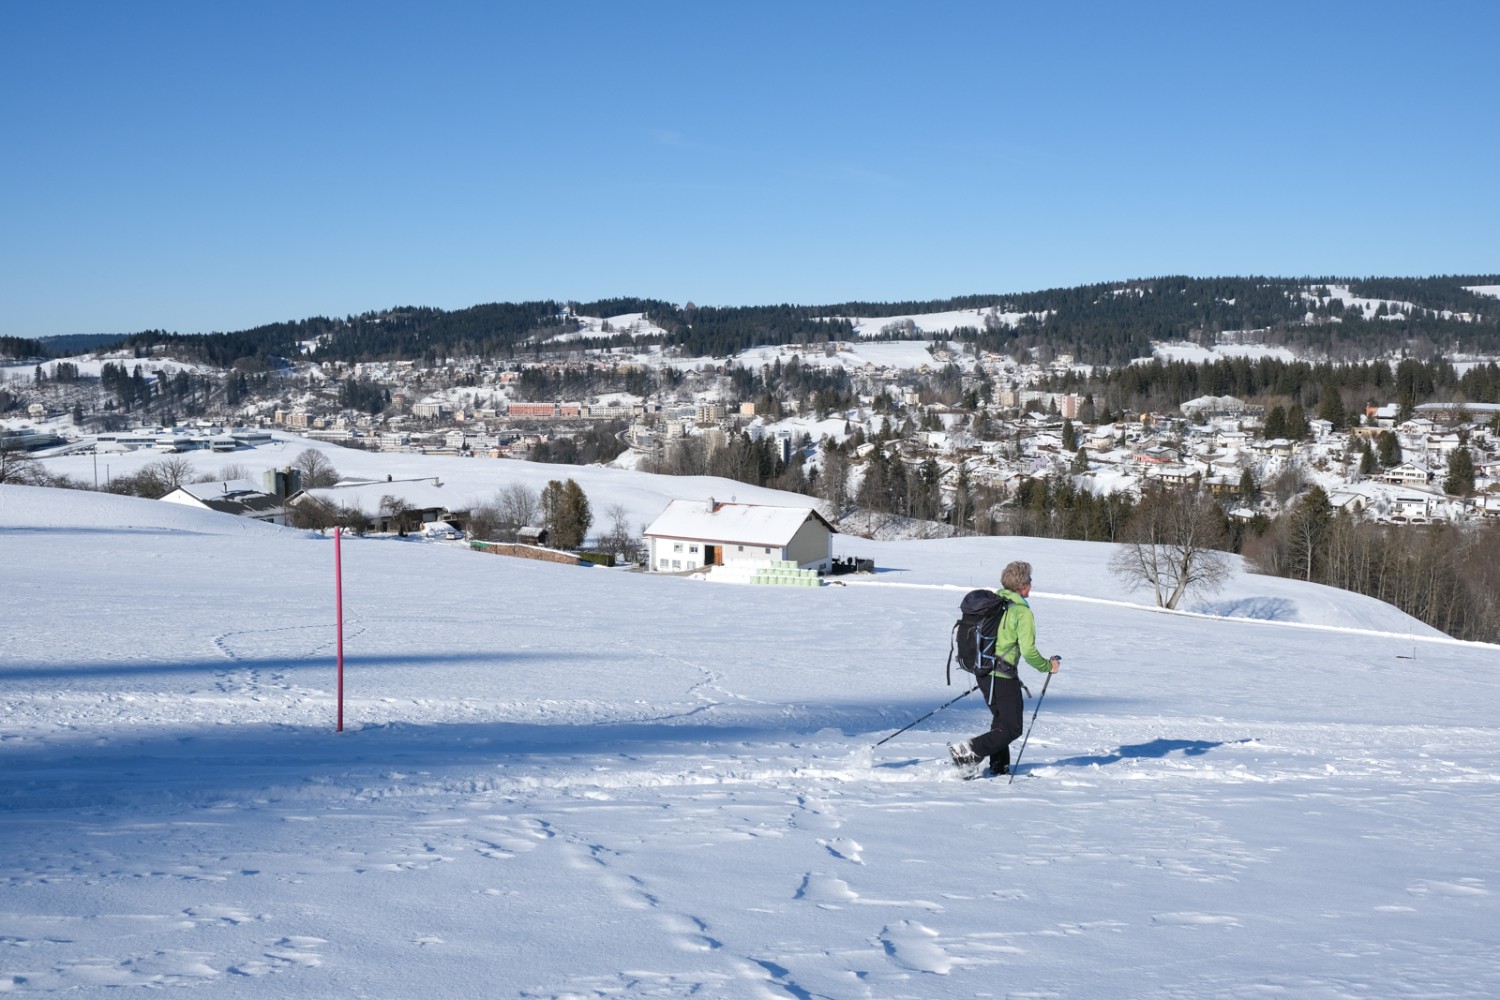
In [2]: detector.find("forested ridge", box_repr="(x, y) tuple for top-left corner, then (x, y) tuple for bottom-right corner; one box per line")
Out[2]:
(9, 274), (1498, 368)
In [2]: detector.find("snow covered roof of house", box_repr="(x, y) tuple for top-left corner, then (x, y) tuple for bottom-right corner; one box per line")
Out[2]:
(643, 499), (836, 546)
(173, 478), (262, 501)
(160, 480), (285, 519)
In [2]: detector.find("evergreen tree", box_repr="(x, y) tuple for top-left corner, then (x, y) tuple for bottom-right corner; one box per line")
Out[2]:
(1318, 385), (1346, 429)
(1264, 405), (1288, 439)
(1377, 430), (1402, 467)
(1287, 403), (1310, 440)
(1287, 487), (1333, 581)
(1444, 447), (1476, 497)
(540, 479), (592, 549)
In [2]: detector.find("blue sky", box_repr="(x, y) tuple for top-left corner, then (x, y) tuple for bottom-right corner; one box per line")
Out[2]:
(3, 1), (1497, 338)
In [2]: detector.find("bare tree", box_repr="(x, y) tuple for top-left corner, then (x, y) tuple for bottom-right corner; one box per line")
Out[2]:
(0, 439), (48, 485)
(465, 501), (501, 541)
(332, 503), (370, 535)
(1109, 486), (1232, 609)
(292, 447), (340, 488)
(150, 456), (197, 492)
(495, 482), (540, 541)
(210, 462), (254, 482)
(288, 497), (336, 533)
(379, 494), (412, 534)
(104, 458), (194, 498)
(819, 442), (852, 515)
(598, 502), (641, 564)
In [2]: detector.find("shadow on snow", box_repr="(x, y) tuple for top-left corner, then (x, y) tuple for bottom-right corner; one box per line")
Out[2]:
(1051, 737), (1255, 769)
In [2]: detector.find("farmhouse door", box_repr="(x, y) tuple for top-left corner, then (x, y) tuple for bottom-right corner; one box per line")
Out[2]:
(705, 545), (722, 565)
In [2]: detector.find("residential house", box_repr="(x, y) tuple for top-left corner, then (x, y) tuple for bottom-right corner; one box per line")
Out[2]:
(1149, 464), (1203, 488)
(1214, 429), (1250, 451)
(1087, 425), (1120, 451)
(642, 499), (836, 574)
(1389, 494), (1434, 521)
(1251, 438), (1298, 459)
(1132, 445), (1176, 466)
(1424, 432), (1463, 461)
(1328, 491), (1371, 515)
(1381, 462), (1431, 487)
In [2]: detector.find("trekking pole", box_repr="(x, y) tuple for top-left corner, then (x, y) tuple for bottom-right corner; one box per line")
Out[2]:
(872, 685), (978, 748)
(1008, 669), (1054, 784)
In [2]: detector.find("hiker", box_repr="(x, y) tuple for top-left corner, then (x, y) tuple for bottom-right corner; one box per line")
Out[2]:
(949, 560), (1061, 775)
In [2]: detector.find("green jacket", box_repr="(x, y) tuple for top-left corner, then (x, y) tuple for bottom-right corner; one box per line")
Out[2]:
(992, 588), (1051, 675)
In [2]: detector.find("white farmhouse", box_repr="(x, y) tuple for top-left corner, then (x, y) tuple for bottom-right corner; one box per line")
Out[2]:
(643, 499), (836, 574)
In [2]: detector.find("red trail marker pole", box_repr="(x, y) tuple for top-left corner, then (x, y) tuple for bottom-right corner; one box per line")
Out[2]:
(335, 526), (344, 732)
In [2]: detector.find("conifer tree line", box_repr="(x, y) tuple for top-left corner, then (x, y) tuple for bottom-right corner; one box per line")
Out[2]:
(10, 274), (1491, 373)
(1048, 356), (1500, 421)
(1, 336), (47, 360)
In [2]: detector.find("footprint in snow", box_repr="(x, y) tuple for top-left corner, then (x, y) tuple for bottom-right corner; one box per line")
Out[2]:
(878, 920), (960, 974)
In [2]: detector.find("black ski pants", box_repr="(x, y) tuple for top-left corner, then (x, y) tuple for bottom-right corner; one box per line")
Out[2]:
(967, 671), (1024, 773)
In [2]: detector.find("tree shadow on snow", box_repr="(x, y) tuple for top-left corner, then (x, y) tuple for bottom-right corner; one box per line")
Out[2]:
(1051, 737), (1254, 769)
(1188, 596), (1297, 621)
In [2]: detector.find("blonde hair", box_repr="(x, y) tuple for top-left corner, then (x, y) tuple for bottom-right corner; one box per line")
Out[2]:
(1000, 560), (1032, 593)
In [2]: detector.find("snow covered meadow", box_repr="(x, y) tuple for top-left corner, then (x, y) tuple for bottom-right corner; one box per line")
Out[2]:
(3, 461), (1499, 998)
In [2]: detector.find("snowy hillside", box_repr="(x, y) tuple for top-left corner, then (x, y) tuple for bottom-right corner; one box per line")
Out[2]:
(2, 480), (1498, 998)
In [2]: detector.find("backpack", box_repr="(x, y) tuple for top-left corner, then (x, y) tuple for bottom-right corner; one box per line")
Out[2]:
(946, 589), (1015, 685)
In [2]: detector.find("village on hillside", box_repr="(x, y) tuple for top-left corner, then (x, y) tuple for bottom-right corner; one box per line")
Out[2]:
(5, 313), (1500, 533)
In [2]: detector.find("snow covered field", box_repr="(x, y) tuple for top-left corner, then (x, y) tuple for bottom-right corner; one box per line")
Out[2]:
(3, 475), (1499, 998)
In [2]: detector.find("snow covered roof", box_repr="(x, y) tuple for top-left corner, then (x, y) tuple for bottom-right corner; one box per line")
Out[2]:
(160, 480), (285, 519)
(643, 499), (836, 546)
(172, 478), (263, 501)
(1180, 394), (1246, 415)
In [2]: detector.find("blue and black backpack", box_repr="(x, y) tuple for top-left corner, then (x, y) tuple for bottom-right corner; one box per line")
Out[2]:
(946, 589), (1015, 685)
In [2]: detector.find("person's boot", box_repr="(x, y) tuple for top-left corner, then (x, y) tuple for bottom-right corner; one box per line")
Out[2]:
(989, 749), (1011, 776)
(948, 741), (980, 766)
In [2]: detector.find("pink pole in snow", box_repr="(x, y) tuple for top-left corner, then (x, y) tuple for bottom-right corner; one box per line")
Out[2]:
(335, 526), (345, 732)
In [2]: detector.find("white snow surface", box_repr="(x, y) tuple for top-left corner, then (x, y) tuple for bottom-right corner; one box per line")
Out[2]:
(1150, 342), (1298, 364)
(837, 308), (1043, 338)
(3, 475), (1499, 999)
(736, 340), (945, 372)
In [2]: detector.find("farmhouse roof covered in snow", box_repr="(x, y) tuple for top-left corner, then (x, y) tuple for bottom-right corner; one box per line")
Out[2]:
(642, 499), (836, 547)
